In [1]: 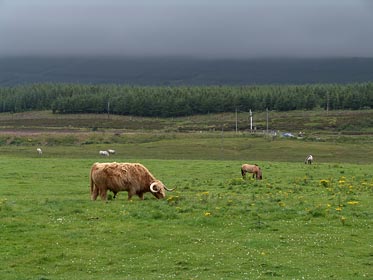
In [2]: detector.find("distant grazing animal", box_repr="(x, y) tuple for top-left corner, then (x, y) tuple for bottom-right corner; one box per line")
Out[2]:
(90, 162), (175, 201)
(305, 154), (313, 164)
(107, 149), (116, 154)
(99, 150), (110, 157)
(241, 163), (263, 180)
(36, 148), (43, 156)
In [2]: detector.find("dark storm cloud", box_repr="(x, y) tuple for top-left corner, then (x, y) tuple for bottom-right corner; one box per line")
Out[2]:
(0, 0), (372, 58)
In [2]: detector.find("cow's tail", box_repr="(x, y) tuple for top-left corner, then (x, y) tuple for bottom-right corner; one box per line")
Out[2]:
(90, 165), (95, 198)
(90, 173), (94, 196)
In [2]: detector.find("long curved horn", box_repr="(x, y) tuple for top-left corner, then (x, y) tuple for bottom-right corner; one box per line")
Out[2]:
(164, 186), (176, 192)
(150, 182), (158, 193)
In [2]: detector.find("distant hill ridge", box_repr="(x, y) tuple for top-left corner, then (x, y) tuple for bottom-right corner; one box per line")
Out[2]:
(1, 56), (373, 86)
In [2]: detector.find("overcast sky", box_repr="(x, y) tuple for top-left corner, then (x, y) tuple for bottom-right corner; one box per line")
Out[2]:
(1, 0), (373, 58)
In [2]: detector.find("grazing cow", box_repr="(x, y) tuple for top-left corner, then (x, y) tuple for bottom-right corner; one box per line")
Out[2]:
(305, 154), (313, 164)
(241, 163), (263, 180)
(99, 150), (110, 157)
(107, 149), (116, 154)
(90, 162), (175, 201)
(36, 148), (43, 156)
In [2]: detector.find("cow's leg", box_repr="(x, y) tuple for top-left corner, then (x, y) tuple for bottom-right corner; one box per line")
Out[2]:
(127, 190), (136, 200)
(100, 188), (108, 201)
(138, 192), (144, 200)
(92, 185), (99, 200)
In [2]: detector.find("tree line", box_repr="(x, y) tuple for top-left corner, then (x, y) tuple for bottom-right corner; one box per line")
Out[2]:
(0, 83), (372, 117)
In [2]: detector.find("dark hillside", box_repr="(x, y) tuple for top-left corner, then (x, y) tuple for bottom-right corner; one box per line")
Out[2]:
(1, 56), (373, 86)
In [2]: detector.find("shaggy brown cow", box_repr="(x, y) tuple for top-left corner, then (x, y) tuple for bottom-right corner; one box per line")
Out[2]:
(241, 163), (263, 180)
(90, 162), (175, 201)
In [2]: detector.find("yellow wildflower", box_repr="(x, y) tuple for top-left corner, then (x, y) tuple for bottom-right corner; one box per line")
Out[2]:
(320, 179), (330, 187)
(347, 201), (359, 205)
(278, 201), (286, 207)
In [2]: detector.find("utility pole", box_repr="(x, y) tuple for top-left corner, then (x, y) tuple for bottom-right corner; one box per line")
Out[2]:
(235, 108), (238, 134)
(266, 108), (269, 135)
(250, 109), (253, 132)
(107, 100), (110, 119)
(221, 126), (224, 160)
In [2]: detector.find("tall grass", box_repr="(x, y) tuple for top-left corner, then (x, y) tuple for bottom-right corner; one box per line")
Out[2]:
(0, 155), (372, 279)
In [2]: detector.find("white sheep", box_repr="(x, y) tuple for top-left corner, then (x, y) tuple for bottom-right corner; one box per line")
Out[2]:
(99, 150), (110, 157)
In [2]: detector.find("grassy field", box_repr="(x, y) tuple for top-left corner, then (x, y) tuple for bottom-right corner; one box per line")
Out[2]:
(0, 110), (372, 279)
(1, 109), (373, 134)
(1, 110), (373, 164)
(0, 155), (372, 279)
(0, 131), (373, 164)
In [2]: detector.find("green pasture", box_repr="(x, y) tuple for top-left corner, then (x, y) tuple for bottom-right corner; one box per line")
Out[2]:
(1, 131), (373, 164)
(0, 153), (372, 279)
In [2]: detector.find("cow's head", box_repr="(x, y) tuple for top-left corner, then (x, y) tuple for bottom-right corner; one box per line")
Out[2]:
(150, 180), (175, 199)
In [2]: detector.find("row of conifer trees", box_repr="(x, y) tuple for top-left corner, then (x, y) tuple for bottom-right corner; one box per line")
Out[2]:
(0, 83), (372, 117)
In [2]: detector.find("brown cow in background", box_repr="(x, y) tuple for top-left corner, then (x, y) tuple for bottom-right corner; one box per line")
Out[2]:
(241, 163), (263, 180)
(90, 162), (175, 201)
